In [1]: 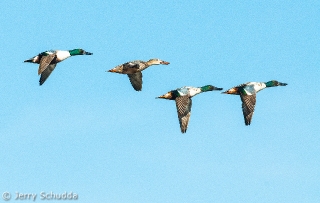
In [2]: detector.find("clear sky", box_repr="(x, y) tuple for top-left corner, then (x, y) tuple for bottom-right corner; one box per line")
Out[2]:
(0, 1), (319, 202)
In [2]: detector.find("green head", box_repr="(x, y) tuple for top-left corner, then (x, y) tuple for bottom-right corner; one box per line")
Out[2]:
(265, 80), (288, 87)
(69, 49), (93, 56)
(200, 85), (223, 92)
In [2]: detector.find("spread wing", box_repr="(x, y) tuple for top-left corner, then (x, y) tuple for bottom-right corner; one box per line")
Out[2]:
(240, 92), (256, 125)
(127, 72), (143, 91)
(175, 96), (192, 133)
(38, 54), (56, 75)
(39, 64), (57, 85)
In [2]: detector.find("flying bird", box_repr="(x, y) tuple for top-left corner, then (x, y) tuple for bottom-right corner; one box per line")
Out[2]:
(107, 58), (170, 91)
(222, 80), (287, 125)
(157, 85), (223, 133)
(24, 49), (93, 85)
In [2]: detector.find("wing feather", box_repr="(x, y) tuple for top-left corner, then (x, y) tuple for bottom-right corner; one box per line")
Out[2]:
(175, 96), (192, 133)
(127, 72), (143, 91)
(240, 93), (256, 125)
(38, 54), (56, 75)
(39, 64), (57, 85)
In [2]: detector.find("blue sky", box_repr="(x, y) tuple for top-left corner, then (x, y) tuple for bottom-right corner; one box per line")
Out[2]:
(0, 1), (319, 202)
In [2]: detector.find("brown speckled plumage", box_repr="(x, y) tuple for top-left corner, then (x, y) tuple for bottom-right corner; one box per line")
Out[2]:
(175, 96), (192, 133)
(107, 59), (169, 91)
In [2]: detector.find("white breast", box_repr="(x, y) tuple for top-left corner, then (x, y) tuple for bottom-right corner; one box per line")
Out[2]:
(188, 87), (201, 97)
(244, 82), (266, 94)
(253, 82), (266, 92)
(56, 50), (71, 61)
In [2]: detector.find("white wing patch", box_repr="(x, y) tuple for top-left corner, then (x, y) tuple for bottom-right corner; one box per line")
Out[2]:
(243, 89), (254, 95)
(177, 86), (189, 96)
(177, 87), (202, 97)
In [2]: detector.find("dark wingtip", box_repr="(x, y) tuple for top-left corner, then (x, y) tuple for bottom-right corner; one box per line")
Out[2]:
(133, 87), (142, 91)
(39, 79), (44, 86)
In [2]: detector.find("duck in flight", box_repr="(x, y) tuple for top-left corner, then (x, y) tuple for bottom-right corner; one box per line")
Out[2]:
(222, 80), (287, 125)
(24, 49), (92, 85)
(157, 85), (223, 133)
(107, 58), (170, 91)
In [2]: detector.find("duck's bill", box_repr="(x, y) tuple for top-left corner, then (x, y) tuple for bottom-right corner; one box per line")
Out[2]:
(279, 82), (288, 86)
(84, 51), (93, 55)
(160, 61), (170, 65)
(213, 87), (223, 91)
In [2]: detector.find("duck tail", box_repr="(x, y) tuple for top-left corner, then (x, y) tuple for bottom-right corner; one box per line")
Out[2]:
(24, 59), (33, 63)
